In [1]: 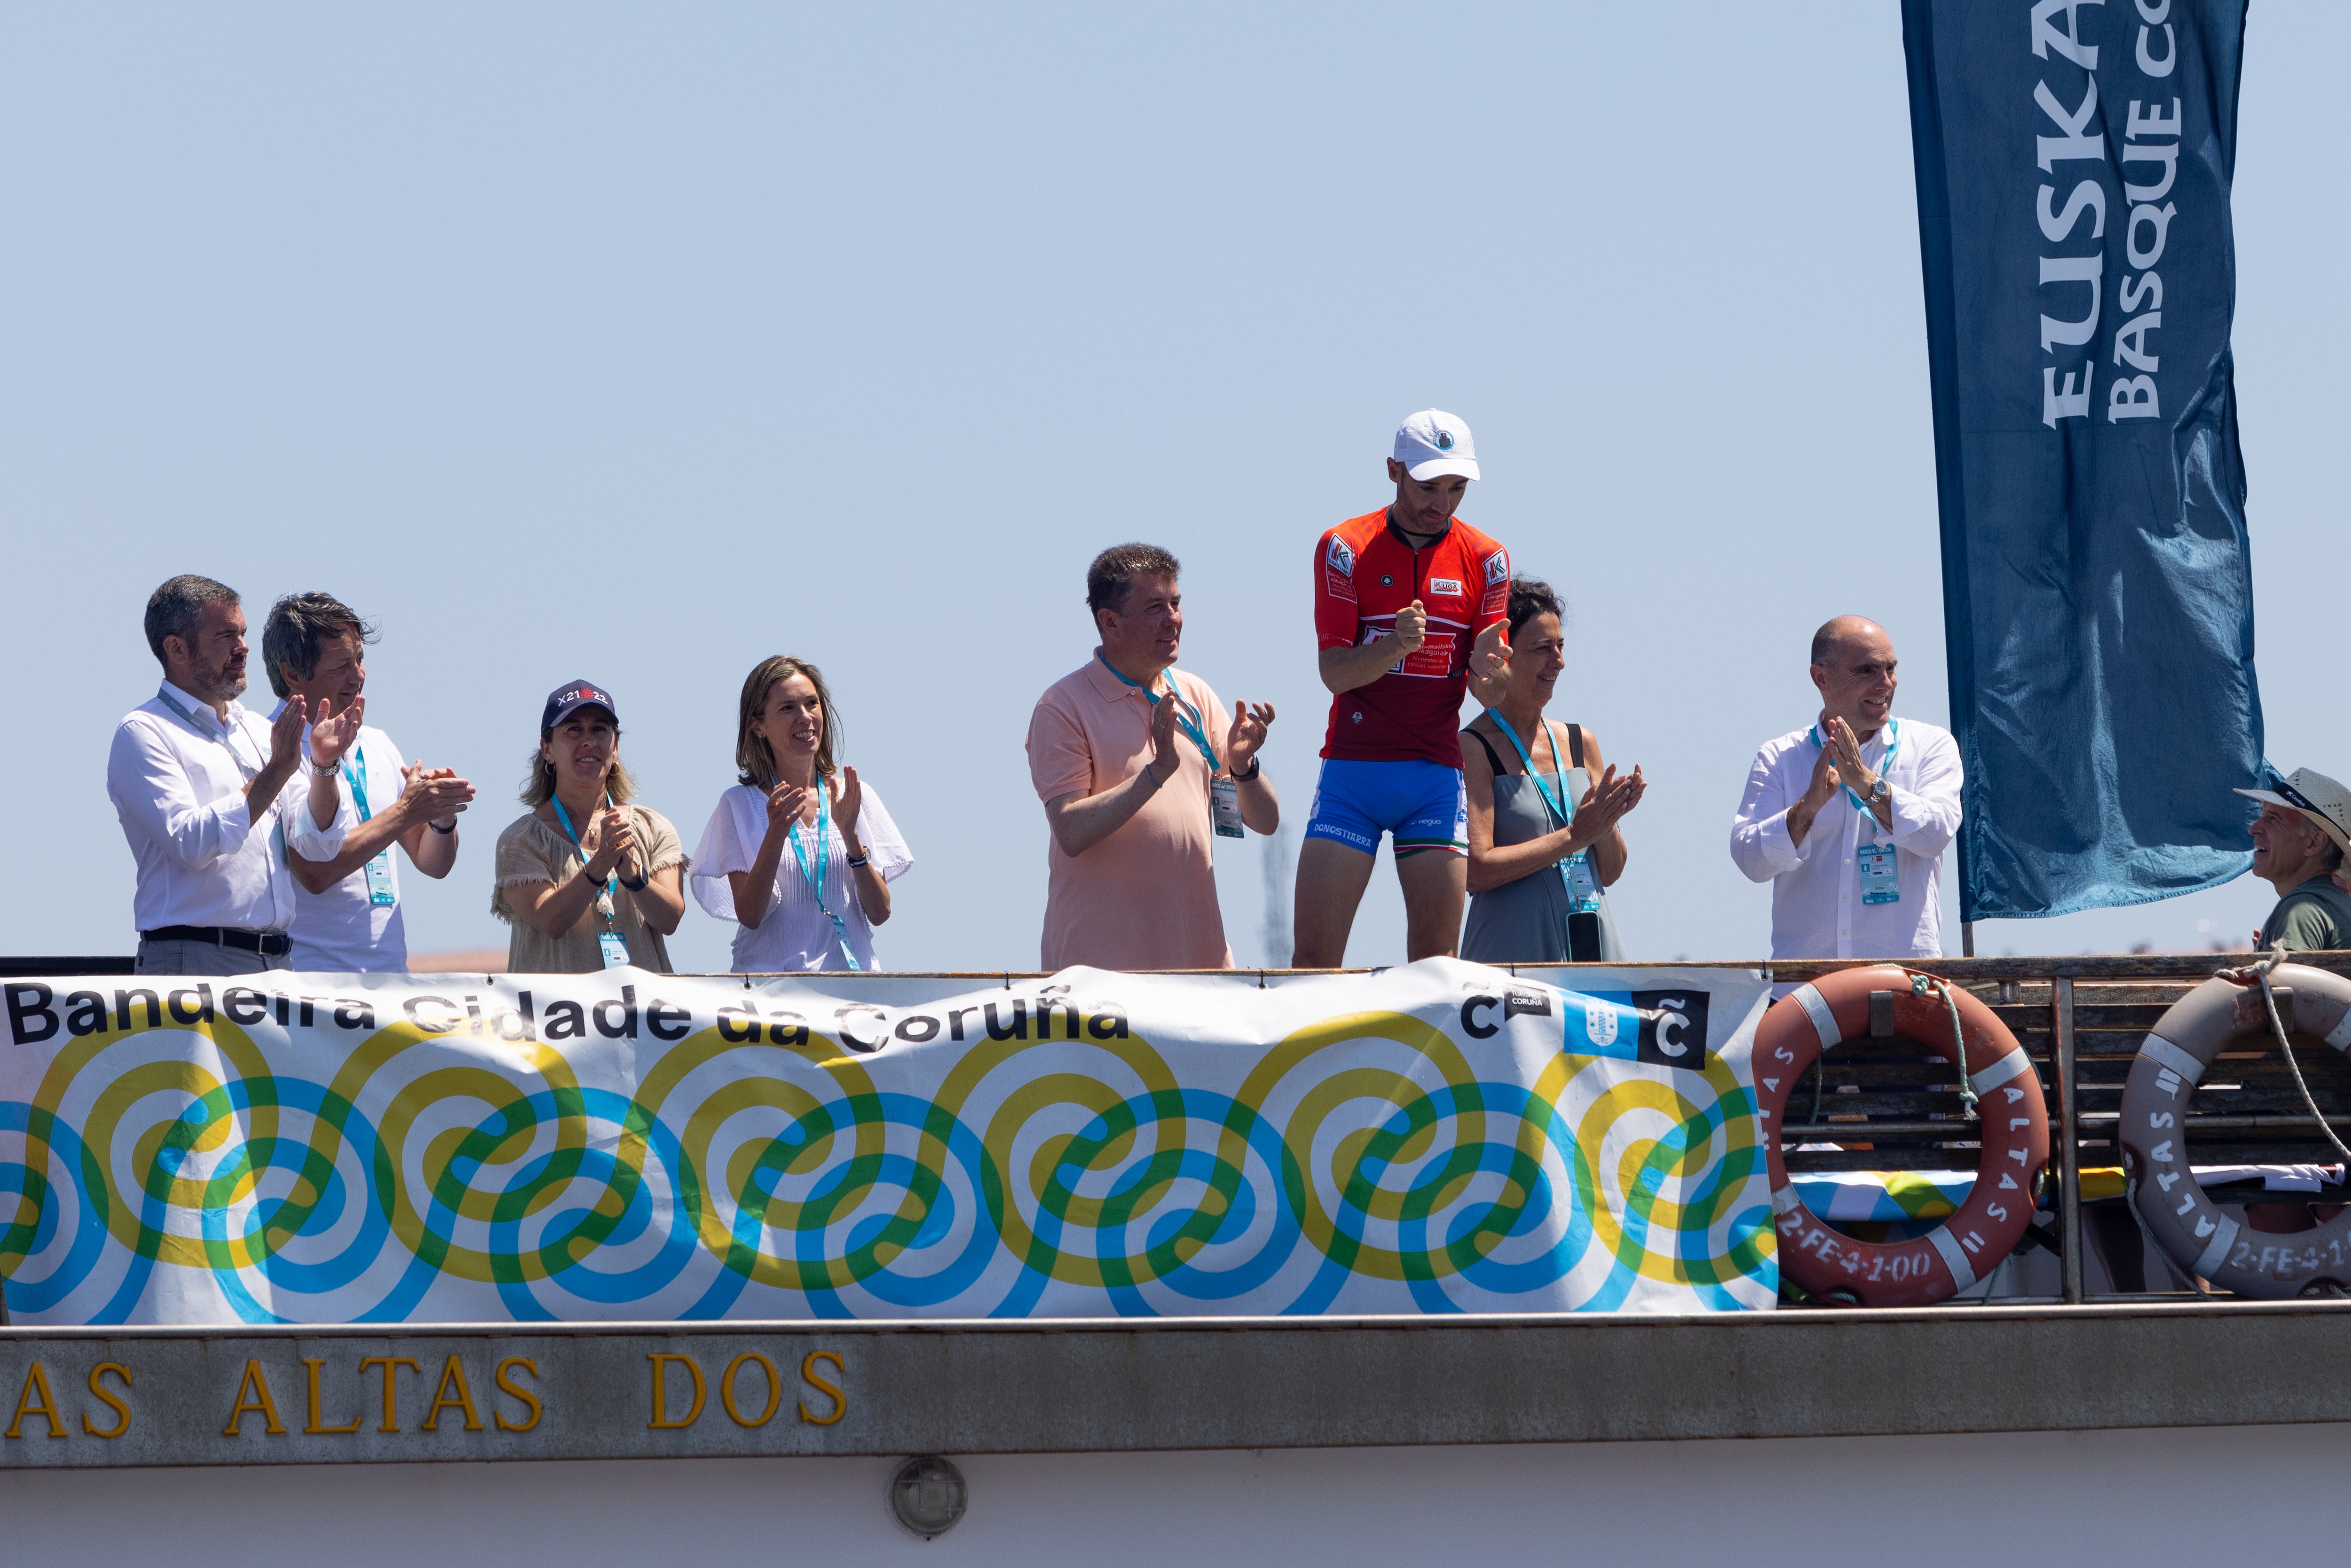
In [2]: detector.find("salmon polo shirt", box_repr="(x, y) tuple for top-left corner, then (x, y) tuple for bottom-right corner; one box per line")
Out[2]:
(1026, 651), (1236, 972)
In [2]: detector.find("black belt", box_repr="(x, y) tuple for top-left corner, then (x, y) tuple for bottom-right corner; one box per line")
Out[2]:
(139, 926), (292, 957)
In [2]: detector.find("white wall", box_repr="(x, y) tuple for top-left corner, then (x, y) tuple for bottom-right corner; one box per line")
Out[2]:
(10, 1423), (2346, 1565)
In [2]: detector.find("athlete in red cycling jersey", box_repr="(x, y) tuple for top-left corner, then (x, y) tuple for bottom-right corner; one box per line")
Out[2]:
(1293, 410), (1513, 966)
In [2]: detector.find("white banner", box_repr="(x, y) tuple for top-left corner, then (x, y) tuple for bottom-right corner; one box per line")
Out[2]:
(0, 960), (1775, 1323)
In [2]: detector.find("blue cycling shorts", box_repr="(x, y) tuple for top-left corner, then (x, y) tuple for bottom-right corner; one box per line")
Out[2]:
(1303, 758), (1467, 857)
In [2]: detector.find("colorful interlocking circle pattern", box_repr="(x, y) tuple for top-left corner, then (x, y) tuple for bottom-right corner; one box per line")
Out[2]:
(0, 966), (1776, 1323)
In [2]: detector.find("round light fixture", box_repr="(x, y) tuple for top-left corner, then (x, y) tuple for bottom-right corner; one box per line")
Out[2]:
(888, 1454), (967, 1539)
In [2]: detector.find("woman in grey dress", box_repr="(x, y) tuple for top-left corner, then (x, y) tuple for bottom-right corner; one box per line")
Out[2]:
(1460, 580), (1645, 963)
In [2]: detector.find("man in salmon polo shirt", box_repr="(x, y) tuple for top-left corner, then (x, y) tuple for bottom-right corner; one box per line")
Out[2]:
(1292, 410), (1513, 967)
(1026, 544), (1279, 970)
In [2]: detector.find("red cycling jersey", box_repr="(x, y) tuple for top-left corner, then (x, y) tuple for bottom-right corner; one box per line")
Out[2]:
(1314, 507), (1510, 767)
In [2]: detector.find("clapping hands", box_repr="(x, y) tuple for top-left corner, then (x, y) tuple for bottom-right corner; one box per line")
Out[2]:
(307, 695), (366, 769)
(1225, 701), (1276, 775)
(580, 804), (638, 880)
(831, 765), (865, 838)
(399, 762), (475, 829)
(1571, 764), (1646, 851)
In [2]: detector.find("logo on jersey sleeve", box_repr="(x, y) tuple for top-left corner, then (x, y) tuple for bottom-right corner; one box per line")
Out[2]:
(1428, 577), (1465, 598)
(1322, 534), (1358, 604)
(1483, 549), (1508, 586)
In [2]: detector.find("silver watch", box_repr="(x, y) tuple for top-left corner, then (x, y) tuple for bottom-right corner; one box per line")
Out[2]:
(1867, 775), (1890, 804)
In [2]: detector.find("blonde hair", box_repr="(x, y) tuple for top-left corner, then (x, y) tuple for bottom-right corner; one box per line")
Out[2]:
(735, 655), (841, 788)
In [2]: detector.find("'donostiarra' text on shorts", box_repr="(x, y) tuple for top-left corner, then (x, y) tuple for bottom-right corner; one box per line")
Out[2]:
(1302, 758), (1467, 857)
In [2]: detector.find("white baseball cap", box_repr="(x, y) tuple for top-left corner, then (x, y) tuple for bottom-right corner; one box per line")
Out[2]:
(2235, 767), (2351, 856)
(1394, 410), (1480, 482)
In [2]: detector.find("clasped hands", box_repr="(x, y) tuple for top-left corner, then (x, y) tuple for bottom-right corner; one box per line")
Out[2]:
(1803, 712), (1880, 811)
(576, 806), (640, 882)
(398, 763), (476, 830)
(763, 766), (867, 846)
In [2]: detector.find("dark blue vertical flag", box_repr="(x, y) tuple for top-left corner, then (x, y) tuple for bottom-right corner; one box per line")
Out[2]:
(1902, 0), (2262, 922)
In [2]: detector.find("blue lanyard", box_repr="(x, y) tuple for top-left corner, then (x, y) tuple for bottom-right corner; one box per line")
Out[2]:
(156, 687), (264, 779)
(788, 775), (862, 972)
(1810, 718), (1900, 816)
(1489, 711), (1571, 829)
(343, 756), (373, 821)
(549, 793), (618, 901)
(1488, 711), (1598, 908)
(1095, 651), (1220, 772)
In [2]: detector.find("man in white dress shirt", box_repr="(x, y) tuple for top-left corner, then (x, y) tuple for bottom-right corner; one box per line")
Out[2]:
(108, 575), (363, 975)
(262, 592), (476, 973)
(1728, 616), (1964, 963)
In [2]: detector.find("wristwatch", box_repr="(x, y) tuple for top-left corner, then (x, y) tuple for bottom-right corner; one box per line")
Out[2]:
(1867, 775), (1890, 805)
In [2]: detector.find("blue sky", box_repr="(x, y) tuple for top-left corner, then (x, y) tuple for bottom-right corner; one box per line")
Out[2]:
(4, 4), (2343, 970)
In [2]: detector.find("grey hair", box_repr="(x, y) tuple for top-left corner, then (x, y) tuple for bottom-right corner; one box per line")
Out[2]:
(143, 575), (239, 668)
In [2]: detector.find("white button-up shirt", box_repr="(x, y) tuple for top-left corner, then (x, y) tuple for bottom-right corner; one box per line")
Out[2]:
(1728, 717), (1964, 962)
(108, 682), (352, 935)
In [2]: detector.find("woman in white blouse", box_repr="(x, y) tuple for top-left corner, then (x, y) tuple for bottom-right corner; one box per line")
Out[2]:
(691, 656), (913, 972)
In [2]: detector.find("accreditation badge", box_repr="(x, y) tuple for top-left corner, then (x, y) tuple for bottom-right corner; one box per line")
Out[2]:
(1858, 842), (1901, 906)
(1210, 775), (1245, 839)
(1563, 850), (1602, 914)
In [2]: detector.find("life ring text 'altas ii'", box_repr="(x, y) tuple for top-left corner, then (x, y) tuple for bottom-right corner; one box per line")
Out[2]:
(1757, 966), (2050, 1307)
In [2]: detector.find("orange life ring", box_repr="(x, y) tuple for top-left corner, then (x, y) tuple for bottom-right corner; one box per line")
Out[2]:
(1756, 965), (2050, 1306)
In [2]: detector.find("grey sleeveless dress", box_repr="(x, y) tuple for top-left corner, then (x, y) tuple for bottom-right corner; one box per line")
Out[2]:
(1460, 722), (1627, 964)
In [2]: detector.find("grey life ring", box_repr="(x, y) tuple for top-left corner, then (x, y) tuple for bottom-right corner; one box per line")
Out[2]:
(2120, 965), (2351, 1297)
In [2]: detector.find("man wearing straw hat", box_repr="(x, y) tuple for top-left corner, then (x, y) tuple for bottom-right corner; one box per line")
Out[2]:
(2238, 768), (2351, 953)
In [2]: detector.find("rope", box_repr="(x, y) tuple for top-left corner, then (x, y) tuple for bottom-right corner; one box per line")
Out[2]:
(1910, 972), (1978, 1120)
(2223, 950), (2351, 1166)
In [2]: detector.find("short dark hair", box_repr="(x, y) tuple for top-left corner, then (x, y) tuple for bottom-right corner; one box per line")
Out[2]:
(261, 592), (379, 701)
(1086, 544), (1181, 624)
(1506, 577), (1563, 635)
(143, 575), (239, 668)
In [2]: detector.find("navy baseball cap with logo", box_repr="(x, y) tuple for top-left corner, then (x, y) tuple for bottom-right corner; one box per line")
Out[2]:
(541, 679), (618, 733)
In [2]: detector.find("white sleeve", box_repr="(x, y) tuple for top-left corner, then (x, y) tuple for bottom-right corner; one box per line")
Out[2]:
(1728, 745), (1803, 883)
(108, 716), (252, 868)
(689, 790), (758, 922)
(854, 783), (914, 882)
(280, 773), (355, 862)
(1886, 728), (1964, 858)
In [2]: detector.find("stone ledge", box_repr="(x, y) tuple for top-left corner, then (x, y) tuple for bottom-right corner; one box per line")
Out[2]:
(2, 1301), (2345, 1468)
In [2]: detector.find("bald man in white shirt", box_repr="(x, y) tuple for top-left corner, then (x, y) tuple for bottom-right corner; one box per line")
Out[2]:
(1728, 616), (1964, 964)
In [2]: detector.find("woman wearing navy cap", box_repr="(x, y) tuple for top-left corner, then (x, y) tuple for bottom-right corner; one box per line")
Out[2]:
(491, 680), (687, 973)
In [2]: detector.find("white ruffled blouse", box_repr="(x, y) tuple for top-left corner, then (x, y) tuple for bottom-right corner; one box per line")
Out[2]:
(689, 780), (913, 972)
